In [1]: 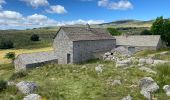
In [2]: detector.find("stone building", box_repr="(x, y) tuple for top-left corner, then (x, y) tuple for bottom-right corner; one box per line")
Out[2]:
(114, 35), (163, 53)
(14, 26), (116, 71)
(53, 26), (116, 64)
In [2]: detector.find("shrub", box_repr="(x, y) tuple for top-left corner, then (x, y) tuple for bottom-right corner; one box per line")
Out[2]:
(0, 39), (14, 49)
(107, 28), (121, 36)
(4, 52), (15, 61)
(140, 29), (152, 35)
(0, 80), (7, 92)
(9, 71), (27, 80)
(30, 34), (40, 41)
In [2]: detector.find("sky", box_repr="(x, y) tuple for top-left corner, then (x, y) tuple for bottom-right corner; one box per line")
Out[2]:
(0, 0), (170, 29)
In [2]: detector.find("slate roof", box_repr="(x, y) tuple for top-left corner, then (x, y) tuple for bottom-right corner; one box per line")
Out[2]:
(58, 27), (115, 41)
(114, 35), (161, 47)
(17, 51), (57, 65)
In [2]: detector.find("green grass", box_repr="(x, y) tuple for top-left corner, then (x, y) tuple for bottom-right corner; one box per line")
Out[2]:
(0, 60), (170, 100)
(0, 29), (58, 49)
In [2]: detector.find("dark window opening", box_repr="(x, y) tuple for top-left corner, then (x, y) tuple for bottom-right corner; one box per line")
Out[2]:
(67, 54), (71, 64)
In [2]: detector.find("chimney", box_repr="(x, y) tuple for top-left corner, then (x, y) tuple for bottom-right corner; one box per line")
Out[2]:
(86, 24), (91, 30)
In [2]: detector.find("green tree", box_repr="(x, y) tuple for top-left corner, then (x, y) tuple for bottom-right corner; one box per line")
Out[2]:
(0, 39), (14, 49)
(107, 28), (121, 36)
(151, 16), (170, 46)
(4, 52), (15, 63)
(140, 29), (152, 35)
(30, 34), (40, 41)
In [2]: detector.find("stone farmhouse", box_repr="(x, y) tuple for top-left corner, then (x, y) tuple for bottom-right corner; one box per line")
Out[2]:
(14, 25), (163, 71)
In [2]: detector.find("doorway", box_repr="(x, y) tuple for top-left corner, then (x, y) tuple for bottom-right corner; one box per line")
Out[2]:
(67, 53), (71, 64)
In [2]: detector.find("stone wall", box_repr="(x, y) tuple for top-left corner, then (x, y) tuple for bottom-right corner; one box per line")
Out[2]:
(73, 39), (116, 63)
(53, 29), (73, 64)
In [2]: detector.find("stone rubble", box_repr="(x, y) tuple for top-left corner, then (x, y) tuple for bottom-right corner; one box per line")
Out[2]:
(16, 81), (38, 95)
(139, 67), (157, 74)
(23, 94), (42, 100)
(139, 77), (159, 100)
(163, 85), (170, 96)
(122, 95), (133, 100)
(95, 64), (103, 73)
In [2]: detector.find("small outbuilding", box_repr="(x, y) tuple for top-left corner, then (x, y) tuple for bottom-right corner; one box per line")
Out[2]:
(14, 51), (58, 71)
(114, 35), (163, 53)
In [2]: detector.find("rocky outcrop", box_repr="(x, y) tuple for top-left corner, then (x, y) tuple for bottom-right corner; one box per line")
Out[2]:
(139, 77), (159, 100)
(16, 81), (38, 95)
(122, 95), (133, 100)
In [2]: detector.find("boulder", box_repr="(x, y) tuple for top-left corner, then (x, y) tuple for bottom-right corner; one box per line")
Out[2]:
(111, 80), (122, 85)
(139, 67), (156, 74)
(112, 46), (132, 56)
(116, 59), (132, 68)
(153, 60), (170, 65)
(95, 64), (103, 73)
(16, 81), (38, 95)
(163, 85), (170, 96)
(139, 77), (159, 99)
(23, 94), (42, 100)
(146, 58), (154, 65)
(139, 58), (146, 65)
(122, 95), (133, 100)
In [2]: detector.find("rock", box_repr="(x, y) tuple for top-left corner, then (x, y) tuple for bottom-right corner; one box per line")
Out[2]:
(7, 81), (15, 86)
(139, 58), (146, 65)
(163, 85), (170, 96)
(139, 67), (157, 74)
(122, 95), (133, 100)
(95, 64), (103, 73)
(16, 81), (38, 95)
(116, 59), (132, 68)
(153, 60), (170, 65)
(139, 77), (159, 99)
(112, 46), (132, 56)
(111, 80), (122, 85)
(23, 94), (42, 100)
(146, 58), (154, 65)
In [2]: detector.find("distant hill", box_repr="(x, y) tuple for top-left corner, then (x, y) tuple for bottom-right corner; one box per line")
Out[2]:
(97, 19), (154, 28)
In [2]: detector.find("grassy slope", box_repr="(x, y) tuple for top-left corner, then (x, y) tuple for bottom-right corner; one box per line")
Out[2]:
(0, 60), (170, 100)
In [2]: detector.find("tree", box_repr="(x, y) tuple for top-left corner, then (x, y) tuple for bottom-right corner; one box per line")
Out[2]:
(140, 29), (152, 35)
(151, 16), (170, 46)
(0, 39), (14, 49)
(4, 52), (15, 63)
(30, 34), (40, 41)
(107, 28), (121, 36)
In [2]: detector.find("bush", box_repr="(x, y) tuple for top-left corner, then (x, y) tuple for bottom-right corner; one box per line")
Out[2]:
(140, 29), (152, 35)
(0, 39), (14, 49)
(30, 34), (40, 41)
(9, 71), (27, 80)
(107, 28), (121, 36)
(0, 80), (7, 92)
(4, 52), (15, 61)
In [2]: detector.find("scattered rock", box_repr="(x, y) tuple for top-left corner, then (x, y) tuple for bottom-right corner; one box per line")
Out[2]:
(139, 67), (156, 74)
(139, 77), (159, 99)
(163, 85), (170, 96)
(153, 60), (170, 65)
(116, 59), (132, 68)
(95, 64), (103, 73)
(146, 58), (154, 65)
(122, 95), (133, 100)
(23, 94), (42, 100)
(112, 46), (132, 56)
(139, 58), (146, 65)
(7, 81), (15, 86)
(111, 80), (122, 85)
(16, 81), (38, 95)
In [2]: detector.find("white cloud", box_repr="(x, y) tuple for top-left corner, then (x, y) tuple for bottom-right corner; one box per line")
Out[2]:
(0, 10), (104, 29)
(98, 0), (133, 10)
(20, 0), (49, 8)
(0, 10), (23, 20)
(46, 5), (67, 14)
(0, 0), (6, 9)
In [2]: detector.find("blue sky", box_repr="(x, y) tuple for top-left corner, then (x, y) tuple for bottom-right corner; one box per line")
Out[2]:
(0, 0), (170, 29)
